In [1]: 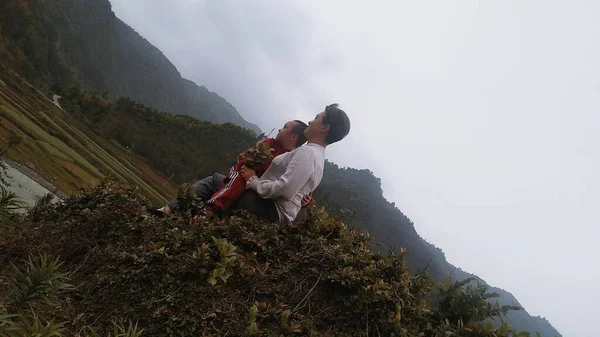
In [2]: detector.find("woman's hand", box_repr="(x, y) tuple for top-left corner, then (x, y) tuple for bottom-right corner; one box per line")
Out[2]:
(239, 166), (257, 181)
(301, 191), (313, 207)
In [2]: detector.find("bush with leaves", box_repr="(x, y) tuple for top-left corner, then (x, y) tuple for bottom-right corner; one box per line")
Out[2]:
(0, 253), (144, 337)
(435, 277), (522, 326)
(0, 309), (66, 337)
(0, 254), (70, 337)
(172, 182), (205, 214)
(0, 180), (545, 336)
(238, 140), (275, 168)
(4, 254), (73, 309)
(0, 185), (25, 227)
(26, 193), (56, 222)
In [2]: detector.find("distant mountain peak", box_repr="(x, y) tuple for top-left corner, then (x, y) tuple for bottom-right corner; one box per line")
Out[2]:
(0, 0), (261, 134)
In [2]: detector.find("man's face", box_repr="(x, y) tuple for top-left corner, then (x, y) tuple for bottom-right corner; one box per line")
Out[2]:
(304, 111), (328, 139)
(276, 120), (299, 149)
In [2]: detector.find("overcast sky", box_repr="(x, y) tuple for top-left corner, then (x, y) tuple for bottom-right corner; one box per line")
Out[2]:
(109, 1), (599, 336)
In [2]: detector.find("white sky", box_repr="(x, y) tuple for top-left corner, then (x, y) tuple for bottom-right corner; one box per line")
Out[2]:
(110, 1), (599, 336)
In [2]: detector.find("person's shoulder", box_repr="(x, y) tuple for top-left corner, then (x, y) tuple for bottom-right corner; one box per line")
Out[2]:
(293, 144), (325, 160)
(304, 143), (326, 154)
(294, 144), (314, 153)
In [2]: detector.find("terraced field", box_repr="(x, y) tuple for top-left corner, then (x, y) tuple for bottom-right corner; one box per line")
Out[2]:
(0, 64), (176, 205)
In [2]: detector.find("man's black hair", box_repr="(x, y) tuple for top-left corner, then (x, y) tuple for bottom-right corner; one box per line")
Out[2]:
(322, 104), (350, 145)
(292, 120), (308, 147)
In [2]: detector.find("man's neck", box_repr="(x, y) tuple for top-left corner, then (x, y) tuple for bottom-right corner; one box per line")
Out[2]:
(307, 139), (327, 147)
(273, 139), (291, 152)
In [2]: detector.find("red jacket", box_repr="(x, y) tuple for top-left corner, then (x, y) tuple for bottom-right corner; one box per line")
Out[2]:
(206, 138), (287, 212)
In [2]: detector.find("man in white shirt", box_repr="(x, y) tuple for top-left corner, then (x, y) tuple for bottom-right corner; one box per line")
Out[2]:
(238, 103), (351, 224)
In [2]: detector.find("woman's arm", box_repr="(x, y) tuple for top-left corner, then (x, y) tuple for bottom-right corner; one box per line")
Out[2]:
(246, 148), (314, 200)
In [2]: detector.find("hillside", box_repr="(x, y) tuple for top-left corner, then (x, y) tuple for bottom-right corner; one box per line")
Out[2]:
(27, 80), (561, 335)
(0, 0), (261, 134)
(0, 0), (561, 336)
(0, 63), (173, 205)
(313, 163), (562, 337)
(0, 66), (560, 335)
(0, 63), (256, 205)
(50, 83), (258, 185)
(0, 180), (538, 336)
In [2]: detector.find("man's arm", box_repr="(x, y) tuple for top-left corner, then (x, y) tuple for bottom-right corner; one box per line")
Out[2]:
(245, 148), (314, 200)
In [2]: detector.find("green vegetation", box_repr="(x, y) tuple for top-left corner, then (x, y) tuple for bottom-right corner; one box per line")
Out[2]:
(0, 237), (143, 337)
(312, 164), (562, 337)
(53, 84), (258, 184)
(0, 0), (562, 335)
(5, 253), (73, 308)
(0, 0), (260, 133)
(35, 141), (73, 162)
(0, 130), (22, 156)
(0, 180), (541, 336)
(0, 67), (174, 204)
(0, 63), (560, 337)
(0, 185), (26, 226)
(0, 64), (559, 336)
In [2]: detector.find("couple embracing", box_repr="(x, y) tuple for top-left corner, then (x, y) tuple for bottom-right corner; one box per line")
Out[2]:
(148, 103), (350, 224)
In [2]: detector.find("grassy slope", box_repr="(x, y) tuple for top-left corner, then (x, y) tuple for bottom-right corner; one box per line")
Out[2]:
(0, 63), (176, 204)
(0, 181), (524, 337)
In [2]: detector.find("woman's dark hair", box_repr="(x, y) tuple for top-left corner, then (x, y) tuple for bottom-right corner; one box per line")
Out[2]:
(323, 104), (350, 145)
(292, 120), (308, 147)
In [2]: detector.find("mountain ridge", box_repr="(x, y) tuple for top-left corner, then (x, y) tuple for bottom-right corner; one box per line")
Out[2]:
(0, 0), (261, 134)
(314, 163), (562, 337)
(0, 1), (561, 335)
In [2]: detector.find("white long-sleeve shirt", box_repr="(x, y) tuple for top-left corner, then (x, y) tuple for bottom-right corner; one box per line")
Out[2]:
(246, 143), (326, 223)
